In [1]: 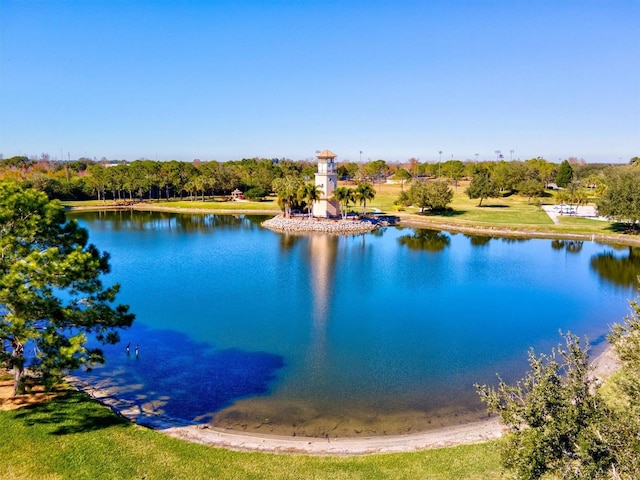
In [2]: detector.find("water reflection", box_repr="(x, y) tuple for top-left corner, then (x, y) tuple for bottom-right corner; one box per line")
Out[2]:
(500, 237), (530, 244)
(397, 229), (450, 252)
(278, 232), (303, 251)
(72, 210), (262, 233)
(306, 234), (339, 380)
(308, 234), (338, 327)
(590, 247), (640, 288)
(551, 239), (584, 253)
(465, 234), (492, 247)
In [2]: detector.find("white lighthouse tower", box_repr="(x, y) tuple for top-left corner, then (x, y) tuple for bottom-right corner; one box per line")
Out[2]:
(312, 149), (340, 218)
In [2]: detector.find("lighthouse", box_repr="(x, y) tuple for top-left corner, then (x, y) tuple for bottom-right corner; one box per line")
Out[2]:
(312, 149), (340, 218)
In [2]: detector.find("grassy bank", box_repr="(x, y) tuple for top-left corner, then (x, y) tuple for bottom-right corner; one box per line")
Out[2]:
(65, 182), (640, 244)
(0, 390), (503, 480)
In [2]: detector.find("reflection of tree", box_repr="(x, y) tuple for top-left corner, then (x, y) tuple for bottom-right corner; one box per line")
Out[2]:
(466, 235), (492, 247)
(590, 247), (640, 288)
(500, 237), (530, 244)
(72, 211), (264, 233)
(397, 229), (450, 252)
(551, 239), (584, 253)
(278, 232), (302, 251)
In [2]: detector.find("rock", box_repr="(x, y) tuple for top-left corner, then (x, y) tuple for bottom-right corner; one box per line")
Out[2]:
(262, 215), (379, 235)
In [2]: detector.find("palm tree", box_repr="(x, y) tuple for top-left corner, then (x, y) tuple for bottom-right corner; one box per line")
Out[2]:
(333, 186), (355, 220)
(183, 180), (197, 201)
(273, 176), (302, 218)
(355, 182), (376, 216)
(298, 183), (322, 218)
(193, 175), (207, 202)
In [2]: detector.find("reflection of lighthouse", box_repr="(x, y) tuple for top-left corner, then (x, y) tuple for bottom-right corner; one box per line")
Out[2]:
(312, 149), (340, 218)
(306, 234), (339, 374)
(309, 234), (338, 327)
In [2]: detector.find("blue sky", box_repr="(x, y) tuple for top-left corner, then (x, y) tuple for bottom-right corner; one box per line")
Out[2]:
(1, 0), (638, 163)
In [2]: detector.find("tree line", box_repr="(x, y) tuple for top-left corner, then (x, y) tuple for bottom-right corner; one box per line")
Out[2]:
(400, 157), (640, 228)
(1, 154), (639, 226)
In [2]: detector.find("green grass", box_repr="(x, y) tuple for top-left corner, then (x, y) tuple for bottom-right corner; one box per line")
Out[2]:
(63, 197), (281, 212)
(63, 183), (639, 242)
(0, 391), (504, 480)
(154, 197), (280, 211)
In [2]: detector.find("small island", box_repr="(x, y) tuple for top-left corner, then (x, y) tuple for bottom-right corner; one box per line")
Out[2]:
(263, 149), (382, 235)
(262, 214), (379, 234)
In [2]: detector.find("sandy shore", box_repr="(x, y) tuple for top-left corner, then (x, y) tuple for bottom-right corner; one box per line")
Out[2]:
(163, 417), (504, 455)
(60, 345), (621, 456)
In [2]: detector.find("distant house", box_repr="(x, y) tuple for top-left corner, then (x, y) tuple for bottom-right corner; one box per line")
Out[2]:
(231, 188), (244, 200)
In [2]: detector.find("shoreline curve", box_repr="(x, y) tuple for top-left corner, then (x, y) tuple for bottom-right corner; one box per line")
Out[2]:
(63, 345), (621, 455)
(63, 204), (627, 454)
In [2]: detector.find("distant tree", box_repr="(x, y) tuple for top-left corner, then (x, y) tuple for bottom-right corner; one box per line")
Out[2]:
(355, 182), (376, 215)
(159, 160), (183, 199)
(407, 157), (421, 176)
(85, 165), (107, 201)
(1, 156), (34, 170)
(394, 190), (411, 208)
(272, 176), (303, 217)
(584, 172), (608, 197)
(333, 186), (355, 219)
(565, 182), (588, 214)
(408, 180), (453, 212)
(597, 168), (640, 227)
(518, 178), (545, 204)
(364, 160), (389, 183)
(0, 182), (134, 394)
(298, 183), (322, 218)
(526, 157), (556, 188)
(556, 160), (574, 187)
(392, 168), (412, 191)
(466, 170), (500, 206)
(440, 160), (465, 188)
(244, 186), (267, 201)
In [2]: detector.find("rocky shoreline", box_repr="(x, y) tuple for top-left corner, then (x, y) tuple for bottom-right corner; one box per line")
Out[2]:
(262, 215), (380, 234)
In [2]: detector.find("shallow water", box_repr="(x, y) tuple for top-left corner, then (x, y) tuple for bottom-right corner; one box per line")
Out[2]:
(72, 211), (640, 436)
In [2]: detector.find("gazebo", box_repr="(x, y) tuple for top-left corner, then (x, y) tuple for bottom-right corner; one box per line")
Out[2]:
(231, 188), (244, 201)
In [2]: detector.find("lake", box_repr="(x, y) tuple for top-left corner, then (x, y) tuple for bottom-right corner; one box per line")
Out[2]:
(72, 210), (640, 437)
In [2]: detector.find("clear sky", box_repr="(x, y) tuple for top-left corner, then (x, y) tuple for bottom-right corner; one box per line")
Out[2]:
(1, 0), (638, 163)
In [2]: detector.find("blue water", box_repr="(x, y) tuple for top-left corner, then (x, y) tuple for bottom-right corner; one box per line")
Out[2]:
(72, 211), (640, 436)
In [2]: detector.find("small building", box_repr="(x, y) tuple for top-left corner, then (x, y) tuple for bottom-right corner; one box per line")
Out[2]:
(312, 150), (340, 218)
(231, 188), (244, 201)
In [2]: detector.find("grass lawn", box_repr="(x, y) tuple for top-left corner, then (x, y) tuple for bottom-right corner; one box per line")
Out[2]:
(0, 390), (504, 480)
(64, 197), (281, 212)
(62, 182), (640, 243)
(153, 197), (280, 211)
